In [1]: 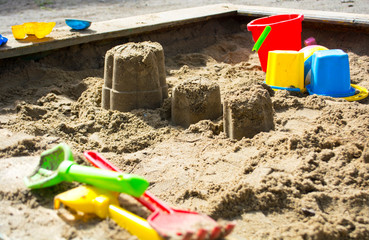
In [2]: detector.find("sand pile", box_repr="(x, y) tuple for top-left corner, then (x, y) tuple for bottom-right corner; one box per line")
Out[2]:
(223, 83), (274, 140)
(0, 31), (369, 240)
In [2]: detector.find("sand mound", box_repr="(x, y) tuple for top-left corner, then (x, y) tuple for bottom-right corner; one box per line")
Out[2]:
(1, 32), (369, 240)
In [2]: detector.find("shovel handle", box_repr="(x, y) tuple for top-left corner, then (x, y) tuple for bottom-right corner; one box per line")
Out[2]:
(252, 25), (271, 52)
(58, 161), (149, 198)
(139, 191), (173, 214)
(109, 204), (163, 240)
(84, 151), (173, 214)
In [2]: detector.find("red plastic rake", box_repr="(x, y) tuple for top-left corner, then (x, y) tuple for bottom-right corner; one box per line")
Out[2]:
(84, 151), (235, 240)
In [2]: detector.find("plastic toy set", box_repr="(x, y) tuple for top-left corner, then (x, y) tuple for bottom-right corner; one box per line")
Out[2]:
(11, 22), (56, 39)
(24, 143), (235, 240)
(247, 14), (368, 101)
(0, 19), (91, 46)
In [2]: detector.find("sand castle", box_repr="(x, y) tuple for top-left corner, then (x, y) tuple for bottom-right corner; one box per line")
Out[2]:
(102, 41), (168, 112)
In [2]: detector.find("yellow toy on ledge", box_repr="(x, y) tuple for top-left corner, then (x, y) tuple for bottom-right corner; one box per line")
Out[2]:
(11, 22), (55, 39)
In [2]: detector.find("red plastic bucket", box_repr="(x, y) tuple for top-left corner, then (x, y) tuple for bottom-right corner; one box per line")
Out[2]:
(247, 14), (304, 72)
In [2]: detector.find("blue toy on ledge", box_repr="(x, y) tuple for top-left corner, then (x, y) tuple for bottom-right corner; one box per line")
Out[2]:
(65, 19), (92, 30)
(0, 34), (8, 46)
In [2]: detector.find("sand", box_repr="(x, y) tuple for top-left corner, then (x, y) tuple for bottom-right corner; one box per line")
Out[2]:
(1, 2), (369, 240)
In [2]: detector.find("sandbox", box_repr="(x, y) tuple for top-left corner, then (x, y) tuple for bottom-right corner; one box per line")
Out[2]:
(0, 4), (369, 240)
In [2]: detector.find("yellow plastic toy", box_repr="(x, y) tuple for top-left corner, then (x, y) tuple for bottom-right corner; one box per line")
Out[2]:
(11, 25), (26, 39)
(342, 84), (368, 102)
(265, 50), (305, 92)
(54, 185), (163, 240)
(11, 22), (55, 39)
(23, 22), (37, 35)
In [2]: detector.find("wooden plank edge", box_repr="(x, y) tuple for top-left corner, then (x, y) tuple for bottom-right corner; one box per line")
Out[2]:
(235, 5), (369, 27)
(1, 4), (369, 60)
(0, 4), (237, 60)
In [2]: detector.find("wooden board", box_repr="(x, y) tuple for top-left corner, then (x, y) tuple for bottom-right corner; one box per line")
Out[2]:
(0, 4), (237, 60)
(1, 4), (368, 60)
(236, 5), (369, 27)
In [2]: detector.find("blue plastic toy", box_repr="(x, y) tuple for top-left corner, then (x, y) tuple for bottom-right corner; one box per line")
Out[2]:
(0, 34), (8, 46)
(299, 45), (328, 86)
(306, 49), (355, 98)
(65, 19), (91, 30)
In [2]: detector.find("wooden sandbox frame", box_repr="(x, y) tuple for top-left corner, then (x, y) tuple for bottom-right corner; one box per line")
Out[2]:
(0, 5), (369, 240)
(1, 4), (368, 61)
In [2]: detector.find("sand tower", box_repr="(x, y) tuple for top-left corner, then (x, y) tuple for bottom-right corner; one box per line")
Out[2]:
(171, 77), (222, 128)
(223, 85), (274, 140)
(102, 41), (168, 112)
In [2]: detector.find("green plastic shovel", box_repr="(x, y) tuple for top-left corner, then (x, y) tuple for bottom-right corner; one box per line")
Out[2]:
(24, 143), (148, 198)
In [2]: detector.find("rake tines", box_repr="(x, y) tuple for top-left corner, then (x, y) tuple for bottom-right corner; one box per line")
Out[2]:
(178, 222), (235, 240)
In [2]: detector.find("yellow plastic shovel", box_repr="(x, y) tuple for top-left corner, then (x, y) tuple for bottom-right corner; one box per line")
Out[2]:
(54, 185), (163, 240)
